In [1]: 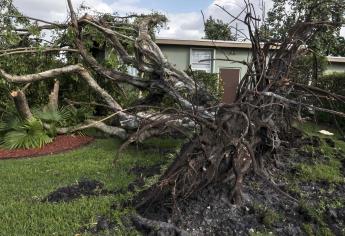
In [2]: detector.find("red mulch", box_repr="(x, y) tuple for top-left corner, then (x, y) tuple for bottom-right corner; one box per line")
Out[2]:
(0, 135), (94, 160)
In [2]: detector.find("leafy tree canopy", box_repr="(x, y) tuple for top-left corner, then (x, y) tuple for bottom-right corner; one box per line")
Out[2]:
(262, 0), (345, 56)
(204, 16), (235, 41)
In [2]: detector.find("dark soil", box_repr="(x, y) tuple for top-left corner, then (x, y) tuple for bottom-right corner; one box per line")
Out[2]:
(43, 163), (164, 204)
(132, 128), (345, 236)
(130, 163), (162, 178)
(324, 137), (336, 147)
(80, 215), (117, 234)
(42, 179), (109, 203)
(78, 164), (166, 234)
(126, 164), (164, 194)
(0, 135), (94, 159)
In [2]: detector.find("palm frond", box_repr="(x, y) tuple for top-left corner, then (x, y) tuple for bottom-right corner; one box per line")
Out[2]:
(0, 116), (21, 132)
(1, 118), (53, 150)
(33, 107), (62, 123)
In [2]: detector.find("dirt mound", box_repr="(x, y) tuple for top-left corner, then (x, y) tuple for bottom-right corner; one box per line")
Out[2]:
(135, 163), (345, 235)
(132, 131), (345, 235)
(43, 179), (108, 203)
(0, 135), (93, 159)
(136, 178), (301, 235)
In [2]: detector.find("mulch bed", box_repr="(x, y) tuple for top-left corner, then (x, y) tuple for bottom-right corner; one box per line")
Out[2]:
(0, 135), (94, 160)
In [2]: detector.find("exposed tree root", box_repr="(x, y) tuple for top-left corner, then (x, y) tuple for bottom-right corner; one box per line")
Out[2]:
(131, 214), (189, 236)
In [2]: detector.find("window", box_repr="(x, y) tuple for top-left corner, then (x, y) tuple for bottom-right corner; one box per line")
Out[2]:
(190, 49), (212, 73)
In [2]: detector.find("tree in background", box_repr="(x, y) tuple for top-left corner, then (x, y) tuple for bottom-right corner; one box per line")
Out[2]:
(260, 0), (344, 83)
(261, 0), (345, 132)
(328, 35), (345, 56)
(204, 16), (235, 41)
(263, 0), (345, 56)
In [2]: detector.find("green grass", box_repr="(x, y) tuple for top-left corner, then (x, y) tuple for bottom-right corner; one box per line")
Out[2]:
(141, 136), (184, 149)
(296, 159), (343, 183)
(295, 121), (345, 148)
(294, 121), (345, 155)
(287, 121), (345, 235)
(293, 121), (345, 183)
(0, 138), (171, 236)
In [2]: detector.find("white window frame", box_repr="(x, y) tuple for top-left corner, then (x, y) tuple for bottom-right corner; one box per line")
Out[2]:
(189, 48), (214, 73)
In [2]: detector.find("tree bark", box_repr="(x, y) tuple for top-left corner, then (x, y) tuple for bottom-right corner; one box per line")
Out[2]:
(48, 80), (60, 110)
(10, 90), (33, 120)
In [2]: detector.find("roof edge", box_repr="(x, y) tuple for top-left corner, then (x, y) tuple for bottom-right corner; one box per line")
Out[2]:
(156, 38), (252, 49)
(156, 38), (345, 63)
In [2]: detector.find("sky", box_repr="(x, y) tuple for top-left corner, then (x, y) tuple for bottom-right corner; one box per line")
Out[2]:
(12, 0), (345, 39)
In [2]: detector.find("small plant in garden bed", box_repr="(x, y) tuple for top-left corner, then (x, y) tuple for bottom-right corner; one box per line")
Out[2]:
(0, 105), (92, 150)
(0, 117), (52, 149)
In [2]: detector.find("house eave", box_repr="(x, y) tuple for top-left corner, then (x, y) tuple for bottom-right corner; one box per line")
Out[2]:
(156, 38), (253, 49)
(326, 56), (345, 63)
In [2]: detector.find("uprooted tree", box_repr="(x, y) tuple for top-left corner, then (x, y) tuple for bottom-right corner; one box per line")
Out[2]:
(1, 0), (345, 225)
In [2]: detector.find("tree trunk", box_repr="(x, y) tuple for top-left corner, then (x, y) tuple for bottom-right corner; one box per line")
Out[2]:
(10, 90), (33, 120)
(48, 80), (60, 110)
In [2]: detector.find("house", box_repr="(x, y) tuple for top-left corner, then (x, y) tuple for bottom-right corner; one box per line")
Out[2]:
(156, 38), (345, 103)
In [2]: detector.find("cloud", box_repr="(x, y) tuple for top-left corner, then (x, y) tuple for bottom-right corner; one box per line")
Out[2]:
(158, 12), (204, 39)
(109, 0), (151, 15)
(158, 0), (273, 39)
(13, 0), (115, 22)
(13, 0), (68, 22)
(11, 0), (344, 40)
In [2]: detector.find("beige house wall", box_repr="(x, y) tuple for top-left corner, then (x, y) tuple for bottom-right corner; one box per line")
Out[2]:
(158, 43), (345, 78)
(158, 45), (190, 71)
(214, 48), (251, 78)
(324, 62), (345, 74)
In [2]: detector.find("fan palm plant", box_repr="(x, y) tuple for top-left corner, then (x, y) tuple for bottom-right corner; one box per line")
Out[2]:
(32, 106), (71, 137)
(1, 117), (52, 149)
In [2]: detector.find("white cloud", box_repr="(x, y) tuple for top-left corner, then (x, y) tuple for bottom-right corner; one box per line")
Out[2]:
(13, 0), (68, 22)
(109, 0), (151, 15)
(158, 0), (273, 39)
(158, 12), (204, 39)
(13, 0), (114, 22)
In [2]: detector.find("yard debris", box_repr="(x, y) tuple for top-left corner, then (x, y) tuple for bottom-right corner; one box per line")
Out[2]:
(318, 130), (334, 136)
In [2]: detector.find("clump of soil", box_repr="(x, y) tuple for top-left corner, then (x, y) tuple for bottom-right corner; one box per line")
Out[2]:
(324, 137), (336, 147)
(126, 164), (163, 193)
(43, 179), (108, 203)
(81, 215), (117, 234)
(130, 163), (162, 178)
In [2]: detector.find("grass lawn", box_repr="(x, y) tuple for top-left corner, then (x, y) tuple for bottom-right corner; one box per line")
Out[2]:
(0, 138), (177, 236)
(1, 122), (344, 235)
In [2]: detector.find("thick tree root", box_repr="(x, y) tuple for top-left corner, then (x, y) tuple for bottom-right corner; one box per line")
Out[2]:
(131, 214), (189, 236)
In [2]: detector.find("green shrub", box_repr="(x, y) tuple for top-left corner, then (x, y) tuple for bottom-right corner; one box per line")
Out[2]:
(314, 72), (345, 128)
(186, 70), (223, 101)
(33, 106), (73, 137)
(0, 100), (97, 150)
(1, 117), (52, 149)
(290, 54), (328, 84)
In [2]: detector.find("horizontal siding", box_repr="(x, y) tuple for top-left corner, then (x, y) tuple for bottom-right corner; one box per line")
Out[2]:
(159, 45), (190, 71)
